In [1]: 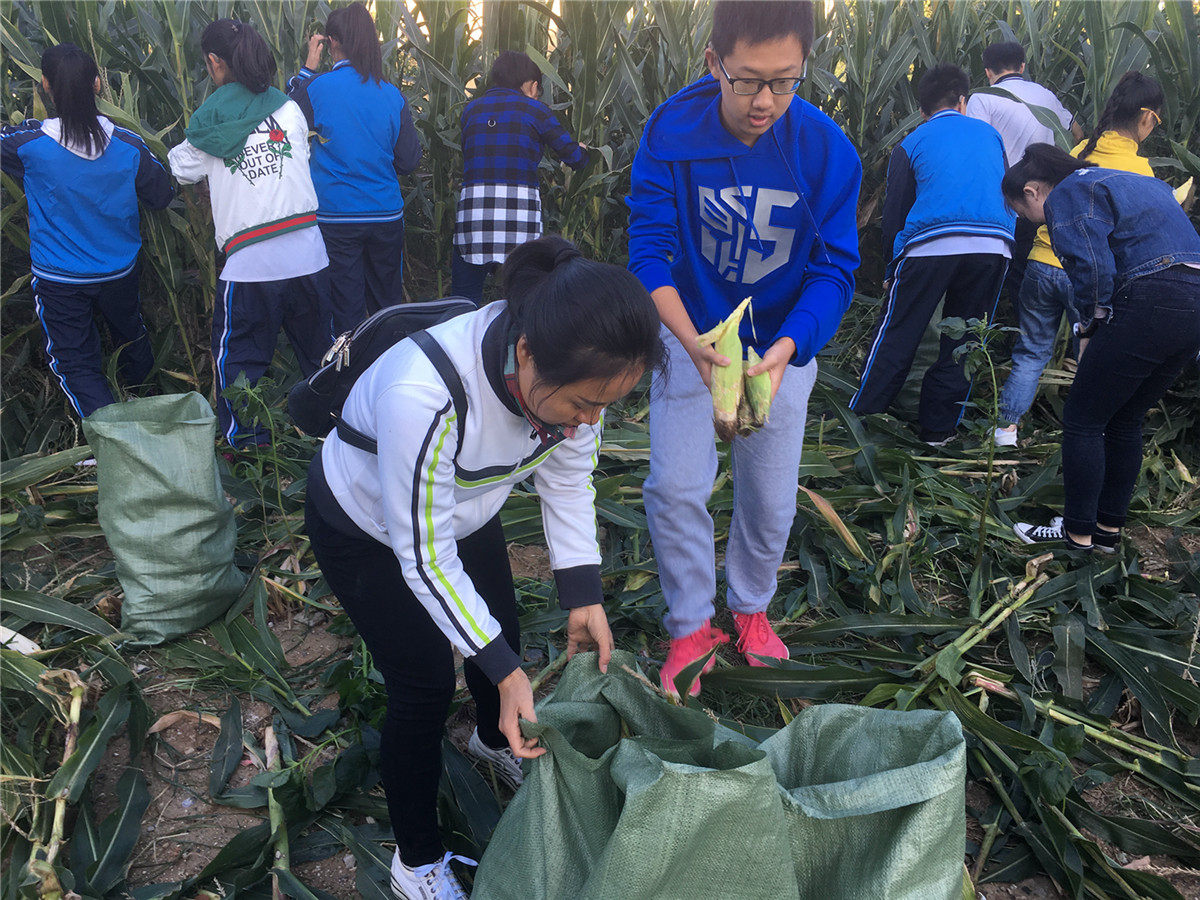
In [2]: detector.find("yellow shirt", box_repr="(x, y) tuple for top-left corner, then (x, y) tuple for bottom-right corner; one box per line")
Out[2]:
(1026, 131), (1155, 269)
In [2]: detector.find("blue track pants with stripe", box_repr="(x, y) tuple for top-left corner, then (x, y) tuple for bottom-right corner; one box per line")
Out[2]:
(211, 270), (333, 447)
(850, 253), (1007, 439)
(32, 265), (153, 418)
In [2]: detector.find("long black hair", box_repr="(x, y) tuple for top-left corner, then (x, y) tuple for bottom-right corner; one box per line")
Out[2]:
(40, 43), (107, 155)
(502, 236), (665, 388)
(1078, 71), (1164, 161)
(1001, 143), (1096, 203)
(325, 3), (383, 84)
(201, 19), (276, 94)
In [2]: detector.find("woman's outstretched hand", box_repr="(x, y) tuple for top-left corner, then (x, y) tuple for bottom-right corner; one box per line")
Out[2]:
(496, 667), (545, 759)
(565, 603), (613, 674)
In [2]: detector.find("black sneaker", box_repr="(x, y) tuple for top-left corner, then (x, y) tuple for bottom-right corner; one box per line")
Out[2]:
(1092, 529), (1120, 554)
(1013, 516), (1066, 544)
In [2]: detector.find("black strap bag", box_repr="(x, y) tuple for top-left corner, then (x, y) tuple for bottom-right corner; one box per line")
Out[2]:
(288, 298), (476, 455)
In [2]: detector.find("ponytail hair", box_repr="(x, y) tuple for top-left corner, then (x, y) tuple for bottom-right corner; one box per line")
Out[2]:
(502, 236), (665, 388)
(40, 43), (107, 155)
(201, 19), (276, 93)
(1079, 71), (1164, 160)
(1002, 143), (1096, 203)
(325, 3), (383, 84)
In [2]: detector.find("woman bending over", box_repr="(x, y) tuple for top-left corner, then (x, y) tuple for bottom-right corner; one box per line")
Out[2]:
(305, 235), (663, 898)
(1007, 144), (1200, 551)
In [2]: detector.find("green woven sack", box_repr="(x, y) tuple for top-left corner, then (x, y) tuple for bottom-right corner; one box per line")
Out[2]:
(473, 651), (965, 900)
(81, 393), (245, 645)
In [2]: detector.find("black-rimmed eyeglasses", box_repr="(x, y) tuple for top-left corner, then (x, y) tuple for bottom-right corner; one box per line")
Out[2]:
(716, 55), (806, 95)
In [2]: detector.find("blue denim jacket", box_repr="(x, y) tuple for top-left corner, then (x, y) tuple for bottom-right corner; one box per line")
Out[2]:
(1045, 168), (1200, 328)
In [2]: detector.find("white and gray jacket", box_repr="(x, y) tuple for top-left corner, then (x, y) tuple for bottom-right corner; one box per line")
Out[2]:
(320, 302), (605, 682)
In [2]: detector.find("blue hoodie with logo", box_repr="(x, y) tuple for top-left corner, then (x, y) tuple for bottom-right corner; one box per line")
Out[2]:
(627, 77), (862, 367)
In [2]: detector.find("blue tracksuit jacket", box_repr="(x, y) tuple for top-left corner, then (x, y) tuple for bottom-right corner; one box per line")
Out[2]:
(1, 119), (172, 282)
(288, 61), (422, 224)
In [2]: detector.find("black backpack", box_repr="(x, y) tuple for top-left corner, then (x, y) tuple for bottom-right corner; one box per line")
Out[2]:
(288, 297), (477, 455)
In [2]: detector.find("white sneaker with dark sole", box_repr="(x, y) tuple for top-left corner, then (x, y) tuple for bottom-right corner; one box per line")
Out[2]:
(466, 727), (524, 790)
(389, 849), (474, 900)
(993, 426), (1018, 448)
(1013, 516), (1064, 544)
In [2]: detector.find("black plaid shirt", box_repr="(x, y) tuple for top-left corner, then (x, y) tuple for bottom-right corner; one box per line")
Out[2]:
(460, 87), (586, 186)
(455, 88), (587, 263)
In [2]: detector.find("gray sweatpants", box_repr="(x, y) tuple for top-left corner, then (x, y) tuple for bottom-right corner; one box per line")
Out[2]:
(645, 329), (817, 639)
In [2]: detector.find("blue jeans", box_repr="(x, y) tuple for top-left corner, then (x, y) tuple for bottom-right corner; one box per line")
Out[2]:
(1061, 267), (1200, 536)
(997, 261), (1075, 424)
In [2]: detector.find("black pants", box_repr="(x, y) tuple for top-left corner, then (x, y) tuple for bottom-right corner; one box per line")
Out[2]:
(305, 462), (519, 866)
(850, 253), (1008, 438)
(1062, 267), (1200, 536)
(319, 219), (405, 335)
(32, 266), (153, 418)
(212, 272), (332, 447)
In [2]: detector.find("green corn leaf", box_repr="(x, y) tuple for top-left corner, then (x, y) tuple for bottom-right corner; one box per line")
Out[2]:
(88, 767), (151, 894)
(1, 589), (117, 636)
(788, 613), (975, 643)
(442, 739), (502, 850)
(1050, 615), (1085, 701)
(938, 685), (1050, 754)
(47, 685), (132, 803)
(703, 664), (893, 700)
(0, 446), (95, 495)
(1066, 798), (1200, 862)
(1086, 628), (1179, 750)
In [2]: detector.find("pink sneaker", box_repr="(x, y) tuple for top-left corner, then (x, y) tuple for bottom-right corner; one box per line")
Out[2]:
(733, 612), (787, 666)
(660, 622), (729, 697)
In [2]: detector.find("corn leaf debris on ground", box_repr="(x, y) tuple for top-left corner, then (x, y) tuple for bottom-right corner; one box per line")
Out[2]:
(2, 1), (1199, 899)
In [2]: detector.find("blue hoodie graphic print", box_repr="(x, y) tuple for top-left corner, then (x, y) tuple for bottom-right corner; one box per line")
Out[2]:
(627, 77), (862, 367)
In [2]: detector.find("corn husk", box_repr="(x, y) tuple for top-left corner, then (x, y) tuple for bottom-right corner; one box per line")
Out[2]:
(743, 347), (772, 433)
(695, 297), (773, 440)
(1174, 176), (1194, 212)
(696, 297), (752, 441)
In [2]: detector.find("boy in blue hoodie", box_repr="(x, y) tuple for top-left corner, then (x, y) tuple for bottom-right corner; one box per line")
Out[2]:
(627, 0), (862, 697)
(849, 63), (1013, 444)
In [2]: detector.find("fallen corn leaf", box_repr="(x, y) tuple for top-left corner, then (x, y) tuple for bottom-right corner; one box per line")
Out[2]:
(149, 710), (223, 734)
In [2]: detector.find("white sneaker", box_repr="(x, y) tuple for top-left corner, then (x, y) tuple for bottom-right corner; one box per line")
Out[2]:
(390, 849), (475, 900)
(993, 426), (1018, 448)
(466, 727), (524, 790)
(1013, 516), (1064, 544)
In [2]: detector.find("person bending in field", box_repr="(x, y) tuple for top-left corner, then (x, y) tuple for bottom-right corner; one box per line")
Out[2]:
(966, 40), (1082, 308)
(1007, 144), (1200, 553)
(306, 236), (662, 898)
(992, 72), (1166, 449)
(626, 0), (861, 697)
(849, 63), (1013, 446)
(169, 19), (333, 449)
(449, 50), (588, 304)
(288, 2), (421, 332)
(1, 43), (172, 418)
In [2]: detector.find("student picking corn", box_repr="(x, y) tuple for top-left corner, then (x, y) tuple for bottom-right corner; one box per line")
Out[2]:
(626, 0), (861, 697)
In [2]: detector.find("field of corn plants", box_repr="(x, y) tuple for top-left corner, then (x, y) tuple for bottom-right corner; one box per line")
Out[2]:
(2, 1), (1199, 899)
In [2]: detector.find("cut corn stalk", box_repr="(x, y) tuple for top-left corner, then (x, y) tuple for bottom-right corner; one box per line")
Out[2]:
(695, 297), (772, 440)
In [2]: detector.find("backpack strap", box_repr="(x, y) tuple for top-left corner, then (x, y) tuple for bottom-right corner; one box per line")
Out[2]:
(334, 330), (468, 457)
